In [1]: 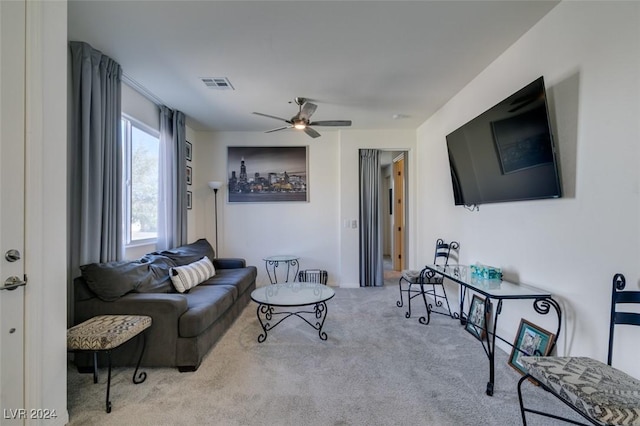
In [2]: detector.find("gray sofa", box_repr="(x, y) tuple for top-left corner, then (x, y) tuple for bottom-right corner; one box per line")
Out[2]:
(73, 239), (257, 372)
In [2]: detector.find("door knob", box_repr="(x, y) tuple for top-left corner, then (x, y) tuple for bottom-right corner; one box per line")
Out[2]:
(2, 276), (26, 290)
(5, 249), (21, 262)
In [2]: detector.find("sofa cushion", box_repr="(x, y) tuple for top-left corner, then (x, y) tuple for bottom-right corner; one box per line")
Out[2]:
(200, 266), (258, 299)
(178, 285), (236, 338)
(152, 238), (215, 266)
(80, 261), (152, 302)
(170, 256), (216, 293)
(135, 254), (177, 293)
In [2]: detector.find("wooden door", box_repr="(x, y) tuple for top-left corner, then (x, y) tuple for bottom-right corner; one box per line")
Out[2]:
(393, 156), (405, 270)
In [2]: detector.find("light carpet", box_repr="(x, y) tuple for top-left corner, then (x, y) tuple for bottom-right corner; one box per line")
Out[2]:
(67, 284), (581, 425)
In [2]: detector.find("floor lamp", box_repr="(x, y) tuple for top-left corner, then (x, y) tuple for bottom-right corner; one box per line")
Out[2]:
(208, 181), (223, 257)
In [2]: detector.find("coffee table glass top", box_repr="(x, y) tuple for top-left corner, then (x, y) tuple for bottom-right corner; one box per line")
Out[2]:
(251, 282), (335, 307)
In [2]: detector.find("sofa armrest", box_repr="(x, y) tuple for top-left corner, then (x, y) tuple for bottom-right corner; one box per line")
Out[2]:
(75, 292), (189, 325)
(213, 258), (246, 269)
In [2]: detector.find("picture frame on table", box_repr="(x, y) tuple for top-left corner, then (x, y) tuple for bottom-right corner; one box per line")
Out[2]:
(186, 166), (192, 185)
(508, 319), (555, 376)
(186, 191), (192, 210)
(465, 294), (488, 340)
(185, 141), (192, 161)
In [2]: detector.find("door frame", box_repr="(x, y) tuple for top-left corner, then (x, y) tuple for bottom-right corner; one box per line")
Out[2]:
(392, 153), (406, 271)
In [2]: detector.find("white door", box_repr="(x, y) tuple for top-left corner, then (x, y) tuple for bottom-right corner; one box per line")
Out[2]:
(0, 0), (26, 421)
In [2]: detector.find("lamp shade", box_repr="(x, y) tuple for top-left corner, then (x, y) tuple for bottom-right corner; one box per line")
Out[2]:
(208, 181), (223, 190)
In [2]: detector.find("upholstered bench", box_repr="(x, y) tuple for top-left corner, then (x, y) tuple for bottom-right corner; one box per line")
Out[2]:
(520, 356), (640, 425)
(67, 315), (152, 413)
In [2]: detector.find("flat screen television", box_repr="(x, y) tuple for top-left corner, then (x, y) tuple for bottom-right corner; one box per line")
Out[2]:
(446, 77), (562, 206)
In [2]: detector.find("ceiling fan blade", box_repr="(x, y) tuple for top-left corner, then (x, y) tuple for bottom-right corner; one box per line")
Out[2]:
(265, 125), (292, 133)
(308, 120), (352, 127)
(304, 127), (321, 138)
(252, 112), (292, 124)
(299, 102), (318, 120)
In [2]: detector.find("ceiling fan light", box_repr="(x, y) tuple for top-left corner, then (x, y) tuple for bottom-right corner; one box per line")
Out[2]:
(293, 120), (306, 130)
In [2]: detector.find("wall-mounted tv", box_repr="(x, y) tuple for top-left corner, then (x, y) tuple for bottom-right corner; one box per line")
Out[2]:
(446, 76), (562, 206)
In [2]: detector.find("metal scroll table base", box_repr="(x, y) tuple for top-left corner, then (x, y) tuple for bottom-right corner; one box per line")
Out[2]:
(255, 302), (329, 342)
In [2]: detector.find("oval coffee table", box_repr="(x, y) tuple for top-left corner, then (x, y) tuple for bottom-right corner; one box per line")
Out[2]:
(250, 282), (335, 342)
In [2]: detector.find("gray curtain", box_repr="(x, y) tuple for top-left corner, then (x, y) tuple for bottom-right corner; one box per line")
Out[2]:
(359, 149), (384, 287)
(157, 106), (187, 251)
(68, 41), (123, 322)
(69, 41), (123, 269)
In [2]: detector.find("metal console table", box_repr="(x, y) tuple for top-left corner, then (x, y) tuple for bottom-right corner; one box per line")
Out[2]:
(263, 254), (300, 284)
(423, 264), (562, 397)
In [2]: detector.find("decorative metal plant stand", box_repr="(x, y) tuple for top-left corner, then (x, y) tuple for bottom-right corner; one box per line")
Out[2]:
(262, 255), (300, 284)
(250, 282), (335, 342)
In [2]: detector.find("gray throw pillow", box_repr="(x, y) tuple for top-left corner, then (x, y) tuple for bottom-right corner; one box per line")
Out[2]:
(80, 261), (152, 301)
(151, 238), (215, 266)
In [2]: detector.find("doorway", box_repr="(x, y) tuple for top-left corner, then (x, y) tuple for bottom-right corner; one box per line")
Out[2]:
(380, 151), (407, 281)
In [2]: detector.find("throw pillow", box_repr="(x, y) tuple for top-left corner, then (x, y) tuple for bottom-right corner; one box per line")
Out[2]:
(169, 256), (216, 293)
(80, 261), (152, 301)
(152, 238), (215, 266)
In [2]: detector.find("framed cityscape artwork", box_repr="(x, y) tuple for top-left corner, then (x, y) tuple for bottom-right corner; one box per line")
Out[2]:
(227, 146), (308, 203)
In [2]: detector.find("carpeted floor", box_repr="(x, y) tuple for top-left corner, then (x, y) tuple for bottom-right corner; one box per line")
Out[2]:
(67, 279), (581, 425)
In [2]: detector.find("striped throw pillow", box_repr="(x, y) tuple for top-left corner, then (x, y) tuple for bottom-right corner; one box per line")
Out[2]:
(169, 256), (215, 293)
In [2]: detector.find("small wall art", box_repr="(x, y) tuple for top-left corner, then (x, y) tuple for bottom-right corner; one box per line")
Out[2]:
(186, 141), (192, 161)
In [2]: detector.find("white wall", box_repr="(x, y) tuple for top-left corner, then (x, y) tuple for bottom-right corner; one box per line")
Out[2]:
(122, 83), (159, 131)
(189, 129), (416, 287)
(416, 1), (640, 377)
(193, 130), (341, 287)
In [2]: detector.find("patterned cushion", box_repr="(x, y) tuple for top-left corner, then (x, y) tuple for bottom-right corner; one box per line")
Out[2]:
(170, 256), (215, 293)
(67, 315), (152, 351)
(521, 356), (640, 425)
(401, 269), (442, 284)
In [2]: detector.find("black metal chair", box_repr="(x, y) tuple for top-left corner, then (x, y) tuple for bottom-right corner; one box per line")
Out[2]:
(396, 239), (459, 324)
(517, 273), (640, 425)
(297, 269), (328, 285)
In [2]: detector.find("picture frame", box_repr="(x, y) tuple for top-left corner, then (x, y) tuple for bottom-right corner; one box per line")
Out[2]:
(185, 141), (192, 162)
(227, 146), (308, 203)
(186, 191), (192, 210)
(508, 319), (555, 376)
(465, 294), (487, 340)
(186, 166), (192, 185)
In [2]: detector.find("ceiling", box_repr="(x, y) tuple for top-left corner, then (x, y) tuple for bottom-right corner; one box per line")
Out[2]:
(67, 1), (559, 134)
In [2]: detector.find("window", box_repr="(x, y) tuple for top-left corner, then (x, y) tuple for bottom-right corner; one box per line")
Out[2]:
(121, 116), (160, 245)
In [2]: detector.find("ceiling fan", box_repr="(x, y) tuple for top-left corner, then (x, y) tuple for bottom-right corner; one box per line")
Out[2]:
(252, 97), (352, 138)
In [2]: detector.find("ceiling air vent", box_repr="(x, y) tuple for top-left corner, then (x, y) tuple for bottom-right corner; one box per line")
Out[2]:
(200, 77), (234, 90)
